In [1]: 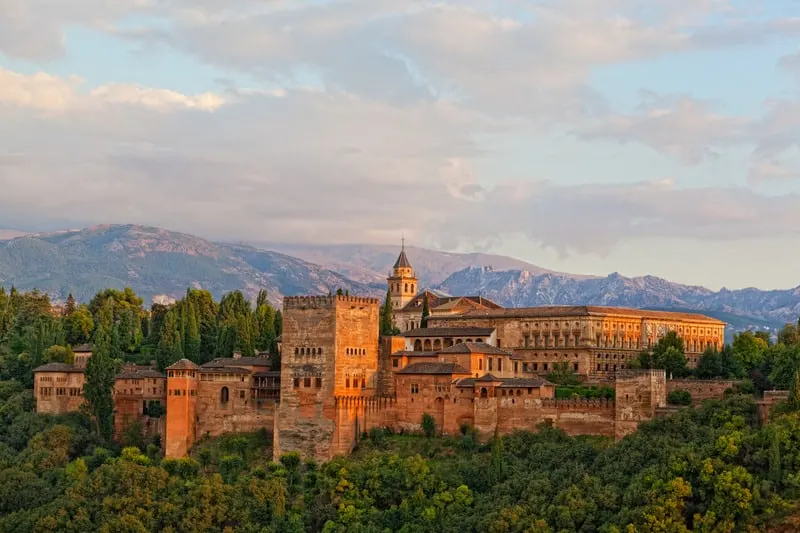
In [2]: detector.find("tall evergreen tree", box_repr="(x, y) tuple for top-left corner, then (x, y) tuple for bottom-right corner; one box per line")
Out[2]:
(64, 293), (76, 317)
(184, 301), (201, 362)
(156, 311), (183, 371)
(380, 289), (398, 336)
(788, 367), (800, 411)
(420, 293), (430, 328)
(84, 321), (117, 441)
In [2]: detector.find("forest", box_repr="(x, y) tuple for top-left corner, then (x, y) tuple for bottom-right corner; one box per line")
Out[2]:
(1, 285), (800, 531)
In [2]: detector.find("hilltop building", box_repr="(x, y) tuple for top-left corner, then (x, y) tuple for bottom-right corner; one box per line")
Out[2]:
(33, 245), (730, 464)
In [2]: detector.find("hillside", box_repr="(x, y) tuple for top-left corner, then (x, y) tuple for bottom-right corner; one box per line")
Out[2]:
(0, 225), (378, 304)
(435, 266), (800, 332)
(253, 241), (587, 287)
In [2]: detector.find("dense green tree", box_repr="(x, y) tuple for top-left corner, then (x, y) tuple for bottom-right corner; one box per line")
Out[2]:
(84, 319), (117, 441)
(421, 293), (430, 328)
(733, 330), (770, 371)
(155, 311), (183, 371)
(379, 290), (399, 337)
(183, 301), (201, 362)
(63, 305), (94, 346)
(788, 368), (800, 411)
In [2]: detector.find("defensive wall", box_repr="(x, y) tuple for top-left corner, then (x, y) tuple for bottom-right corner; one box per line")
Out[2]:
(666, 379), (739, 405)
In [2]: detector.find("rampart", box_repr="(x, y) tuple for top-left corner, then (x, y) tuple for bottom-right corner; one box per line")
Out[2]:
(491, 397), (616, 437)
(667, 379), (738, 405)
(283, 295), (381, 310)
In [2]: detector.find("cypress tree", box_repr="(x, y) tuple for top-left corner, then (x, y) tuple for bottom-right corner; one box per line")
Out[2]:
(184, 301), (201, 362)
(420, 293), (430, 328)
(788, 367), (800, 411)
(64, 293), (76, 317)
(156, 311), (183, 371)
(380, 289), (397, 336)
(84, 319), (116, 441)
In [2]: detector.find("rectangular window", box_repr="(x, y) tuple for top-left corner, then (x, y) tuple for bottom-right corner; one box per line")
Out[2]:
(514, 362), (518, 374)
(240, 390), (246, 399)
(293, 378), (300, 388)
(533, 363), (538, 371)
(361, 378), (366, 388)
(315, 378), (322, 388)
(488, 358), (493, 371)
(411, 383), (419, 394)
(573, 363), (579, 371)
(543, 363), (548, 371)
(497, 339), (502, 348)
(498, 358), (503, 372)
(392, 359), (399, 368)
(304, 377), (311, 387)
(346, 378), (350, 388)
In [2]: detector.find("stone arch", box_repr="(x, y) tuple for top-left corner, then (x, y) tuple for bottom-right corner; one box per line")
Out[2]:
(433, 339), (442, 350)
(444, 339), (453, 348)
(405, 283), (409, 292)
(480, 387), (488, 398)
(414, 339), (422, 351)
(220, 387), (229, 403)
(423, 339), (432, 351)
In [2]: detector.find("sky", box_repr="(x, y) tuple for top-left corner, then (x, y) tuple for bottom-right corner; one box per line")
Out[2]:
(1, 0), (800, 291)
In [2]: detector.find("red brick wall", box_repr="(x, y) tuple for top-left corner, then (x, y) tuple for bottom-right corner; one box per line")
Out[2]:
(667, 379), (738, 405)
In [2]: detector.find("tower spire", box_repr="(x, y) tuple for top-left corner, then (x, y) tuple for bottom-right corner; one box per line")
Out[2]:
(401, 234), (405, 252)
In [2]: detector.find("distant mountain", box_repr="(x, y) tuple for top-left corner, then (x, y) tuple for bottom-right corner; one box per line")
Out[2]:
(1, 225), (798, 338)
(435, 266), (800, 335)
(0, 225), (378, 304)
(0, 229), (28, 240)
(251, 242), (590, 287)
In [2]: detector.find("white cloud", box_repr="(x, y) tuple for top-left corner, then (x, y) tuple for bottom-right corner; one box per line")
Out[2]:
(0, 68), (228, 113)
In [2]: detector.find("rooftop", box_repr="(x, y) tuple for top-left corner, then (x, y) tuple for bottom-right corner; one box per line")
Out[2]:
(456, 376), (553, 388)
(439, 342), (511, 356)
(396, 362), (472, 375)
(166, 359), (200, 370)
(429, 305), (725, 324)
(33, 362), (84, 373)
(202, 357), (272, 368)
(402, 327), (495, 338)
(393, 248), (412, 269)
(72, 344), (92, 353)
(117, 365), (164, 379)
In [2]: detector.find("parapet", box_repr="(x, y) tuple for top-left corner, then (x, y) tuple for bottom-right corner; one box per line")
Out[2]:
(283, 294), (380, 310)
(615, 369), (666, 382)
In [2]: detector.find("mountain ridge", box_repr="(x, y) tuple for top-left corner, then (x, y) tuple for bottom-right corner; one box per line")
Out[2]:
(0, 224), (797, 336)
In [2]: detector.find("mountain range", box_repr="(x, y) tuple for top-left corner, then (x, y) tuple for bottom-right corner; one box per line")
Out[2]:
(1, 224), (798, 336)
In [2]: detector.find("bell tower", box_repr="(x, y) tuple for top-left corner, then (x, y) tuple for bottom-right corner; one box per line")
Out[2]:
(387, 239), (417, 310)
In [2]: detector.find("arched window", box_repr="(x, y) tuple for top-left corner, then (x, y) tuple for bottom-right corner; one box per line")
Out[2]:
(479, 359), (483, 370)
(220, 387), (229, 403)
(480, 387), (488, 398)
(404, 283), (408, 292)
(423, 339), (432, 351)
(318, 347), (323, 355)
(411, 285), (415, 293)
(433, 339), (441, 350)
(294, 348), (299, 355)
(414, 340), (422, 351)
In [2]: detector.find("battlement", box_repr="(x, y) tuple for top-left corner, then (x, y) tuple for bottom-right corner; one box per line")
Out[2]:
(615, 369), (666, 382)
(283, 294), (380, 310)
(543, 397), (615, 410)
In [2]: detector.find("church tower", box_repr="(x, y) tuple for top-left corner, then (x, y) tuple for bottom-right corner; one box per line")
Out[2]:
(387, 240), (417, 309)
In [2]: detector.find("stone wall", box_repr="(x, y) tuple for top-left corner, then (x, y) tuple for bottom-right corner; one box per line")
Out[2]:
(667, 379), (738, 405)
(34, 371), (86, 414)
(615, 370), (667, 440)
(195, 376), (274, 440)
(331, 396), (397, 456)
(274, 295), (380, 463)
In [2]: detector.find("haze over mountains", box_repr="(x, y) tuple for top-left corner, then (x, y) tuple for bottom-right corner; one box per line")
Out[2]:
(0, 224), (798, 335)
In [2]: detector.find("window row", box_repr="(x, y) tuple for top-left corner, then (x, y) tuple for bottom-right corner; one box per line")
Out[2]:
(293, 377), (323, 388)
(294, 347), (323, 356)
(412, 337), (485, 351)
(39, 387), (82, 397)
(168, 389), (197, 396)
(345, 347), (367, 356)
(345, 377), (366, 388)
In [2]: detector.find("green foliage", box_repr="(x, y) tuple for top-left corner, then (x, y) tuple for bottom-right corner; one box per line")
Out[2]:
(421, 412), (436, 438)
(421, 293), (430, 328)
(546, 361), (582, 386)
(83, 317), (118, 442)
(555, 385), (615, 399)
(380, 289), (400, 337)
(733, 330), (770, 372)
(638, 332), (689, 377)
(667, 389), (693, 406)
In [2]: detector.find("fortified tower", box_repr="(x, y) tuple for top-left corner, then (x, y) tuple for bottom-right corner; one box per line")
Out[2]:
(387, 241), (417, 310)
(164, 359), (199, 458)
(273, 294), (380, 462)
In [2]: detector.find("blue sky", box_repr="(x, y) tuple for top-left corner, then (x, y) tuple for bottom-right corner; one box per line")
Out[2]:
(1, 0), (800, 290)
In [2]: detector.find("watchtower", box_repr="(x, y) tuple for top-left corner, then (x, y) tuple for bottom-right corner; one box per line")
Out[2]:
(273, 294), (380, 462)
(164, 359), (199, 458)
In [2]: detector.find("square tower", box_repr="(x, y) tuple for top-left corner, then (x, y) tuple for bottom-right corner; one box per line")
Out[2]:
(164, 359), (199, 458)
(387, 245), (418, 310)
(274, 294), (380, 462)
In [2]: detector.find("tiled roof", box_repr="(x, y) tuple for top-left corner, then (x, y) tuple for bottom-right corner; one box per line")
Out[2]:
(166, 359), (200, 370)
(398, 293), (501, 313)
(199, 366), (251, 375)
(439, 342), (510, 355)
(455, 376), (553, 388)
(117, 365), (165, 379)
(430, 305), (725, 324)
(201, 357), (271, 368)
(402, 327), (495, 338)
(396, 362), (472, 375)
(393, 249), (412, 268)
(392, 351), (439, 357)
(476, 373), (500, 382)
(33, 362), (84, 373)
(72, 344), (92, 352)
(252, 371), (281, 378)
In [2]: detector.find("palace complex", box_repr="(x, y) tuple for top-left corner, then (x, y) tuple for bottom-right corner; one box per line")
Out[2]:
(33, 246), (730, 463)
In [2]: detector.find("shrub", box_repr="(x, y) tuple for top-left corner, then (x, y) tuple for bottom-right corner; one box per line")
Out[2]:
(421, 413), (436, 438)
(667, 389), (693, 406)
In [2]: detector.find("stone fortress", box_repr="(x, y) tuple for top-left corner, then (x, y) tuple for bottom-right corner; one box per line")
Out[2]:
(33, 246), (732, 463)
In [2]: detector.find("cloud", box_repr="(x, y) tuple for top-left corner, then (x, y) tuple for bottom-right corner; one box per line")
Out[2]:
(439, 179), (800, 256)
(577, 92), (746, 164)
(0, 68), (227, 113)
